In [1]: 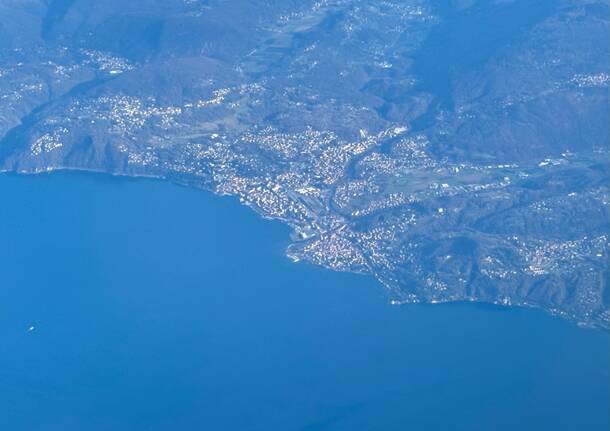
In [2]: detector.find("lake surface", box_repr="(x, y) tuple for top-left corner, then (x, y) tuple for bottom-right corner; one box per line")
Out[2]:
(0, 172), (607, 431)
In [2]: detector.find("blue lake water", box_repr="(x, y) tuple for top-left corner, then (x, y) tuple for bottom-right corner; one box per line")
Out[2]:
(0, 172), (607, 430)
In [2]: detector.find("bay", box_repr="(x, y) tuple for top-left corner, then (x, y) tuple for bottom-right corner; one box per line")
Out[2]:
(0, 172), (607, 430)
